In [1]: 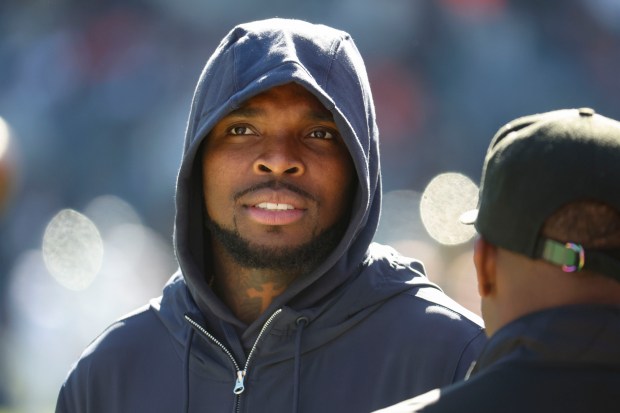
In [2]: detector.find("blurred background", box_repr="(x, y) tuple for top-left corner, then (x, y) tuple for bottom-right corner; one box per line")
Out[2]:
(1, 0), (620, 411)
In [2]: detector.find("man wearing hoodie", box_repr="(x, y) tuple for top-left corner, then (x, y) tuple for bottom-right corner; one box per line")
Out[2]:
(56, 18), (485, 413)
(374, 108), (620, 413)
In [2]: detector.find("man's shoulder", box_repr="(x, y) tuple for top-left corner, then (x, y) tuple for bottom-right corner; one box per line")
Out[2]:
(366, 243), (428, 277)
(407, 286), (483, 327)
(366, 242), (483, 327)
(363, 244), (487, 380)
(74, 303), (173, 370)
(377, 286), (485, 350)
(57, 302), (184, 412)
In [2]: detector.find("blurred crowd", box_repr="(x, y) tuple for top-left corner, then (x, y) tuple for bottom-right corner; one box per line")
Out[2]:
(1, 0), (620, 411)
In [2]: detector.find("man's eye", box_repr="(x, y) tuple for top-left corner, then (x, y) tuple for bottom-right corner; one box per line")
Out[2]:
(309, 129), (336, 140)
(228, 126), (253, 135)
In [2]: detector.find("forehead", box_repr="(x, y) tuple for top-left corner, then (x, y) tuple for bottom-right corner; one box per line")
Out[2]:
(233, 83), (333, 118)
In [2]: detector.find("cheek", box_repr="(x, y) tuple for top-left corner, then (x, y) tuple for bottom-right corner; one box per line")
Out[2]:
(319, 155), (356, 218)
(202, 153), (233, 219)
(335, 153), (357, 197)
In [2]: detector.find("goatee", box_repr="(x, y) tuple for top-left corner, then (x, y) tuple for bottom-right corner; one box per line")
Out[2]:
(204, 215), (348, 274)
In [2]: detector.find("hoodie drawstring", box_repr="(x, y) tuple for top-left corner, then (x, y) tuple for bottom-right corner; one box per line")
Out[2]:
(183, 327), (195, 413)
(293, 316), (309, 413)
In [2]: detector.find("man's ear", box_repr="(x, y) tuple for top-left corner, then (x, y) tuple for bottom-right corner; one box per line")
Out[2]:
(473, 237), (497, 297)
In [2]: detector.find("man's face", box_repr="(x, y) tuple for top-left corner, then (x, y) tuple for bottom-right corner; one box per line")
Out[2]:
(201, 83), (356, 270)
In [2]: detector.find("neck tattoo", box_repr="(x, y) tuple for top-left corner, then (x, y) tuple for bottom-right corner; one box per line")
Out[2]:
(246, 282), (285, 313)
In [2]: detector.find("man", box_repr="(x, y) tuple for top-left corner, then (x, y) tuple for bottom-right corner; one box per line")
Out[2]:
(56, 18), (485, 413)
(375, 107), (620, 413)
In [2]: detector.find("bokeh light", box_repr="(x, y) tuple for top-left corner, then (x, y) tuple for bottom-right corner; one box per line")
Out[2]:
(84, 194), (142, 237)
(8, 195), (176, 410)
(420, 172), (479, 246)
(0, 117), (9, 160)
(42, 209), (103, 290)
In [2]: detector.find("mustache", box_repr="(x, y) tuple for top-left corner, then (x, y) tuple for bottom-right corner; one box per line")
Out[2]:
(234, 180), (317, 202)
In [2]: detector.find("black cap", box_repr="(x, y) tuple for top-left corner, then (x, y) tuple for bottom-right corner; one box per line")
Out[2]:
(461, 108), (620, 280)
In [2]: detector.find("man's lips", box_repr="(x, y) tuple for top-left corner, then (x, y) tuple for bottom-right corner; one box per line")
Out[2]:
(244, 190), (308, 226)
(234, 181), (315, 226)
(238, 184), (314, 226)
(247, 203), (305, 225)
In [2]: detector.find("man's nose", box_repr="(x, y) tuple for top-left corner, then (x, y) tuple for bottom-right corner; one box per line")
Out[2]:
(253, 137), (305, 176)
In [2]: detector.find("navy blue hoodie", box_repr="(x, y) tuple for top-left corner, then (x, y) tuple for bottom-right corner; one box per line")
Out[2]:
(56, 18), (485, 413)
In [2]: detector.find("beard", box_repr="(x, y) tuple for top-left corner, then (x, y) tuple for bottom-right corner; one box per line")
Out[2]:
(204, 214), (349, 274)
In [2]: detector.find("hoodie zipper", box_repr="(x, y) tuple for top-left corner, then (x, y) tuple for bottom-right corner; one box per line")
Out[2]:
(184, 309), (283, 410)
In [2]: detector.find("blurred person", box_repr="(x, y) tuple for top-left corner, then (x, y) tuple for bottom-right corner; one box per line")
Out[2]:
(55, 18), (485, 413)
(374, 107), (620, 413)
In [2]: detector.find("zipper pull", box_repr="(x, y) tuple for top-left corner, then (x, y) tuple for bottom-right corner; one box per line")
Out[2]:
(233, 370), (246, 394)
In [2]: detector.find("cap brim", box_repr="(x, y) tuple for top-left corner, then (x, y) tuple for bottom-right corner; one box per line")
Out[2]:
(459, 209), (478, 225)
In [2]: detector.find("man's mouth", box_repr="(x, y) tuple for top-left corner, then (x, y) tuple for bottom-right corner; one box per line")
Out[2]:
(255, 202), (295, 211)
(247, 200), (305, 226)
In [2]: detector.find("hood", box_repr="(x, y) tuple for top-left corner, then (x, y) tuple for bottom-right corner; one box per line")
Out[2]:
(173, 18), (381, 334)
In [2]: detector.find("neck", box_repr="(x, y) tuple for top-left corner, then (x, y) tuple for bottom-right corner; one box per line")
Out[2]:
(211, 244), (300, 325)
